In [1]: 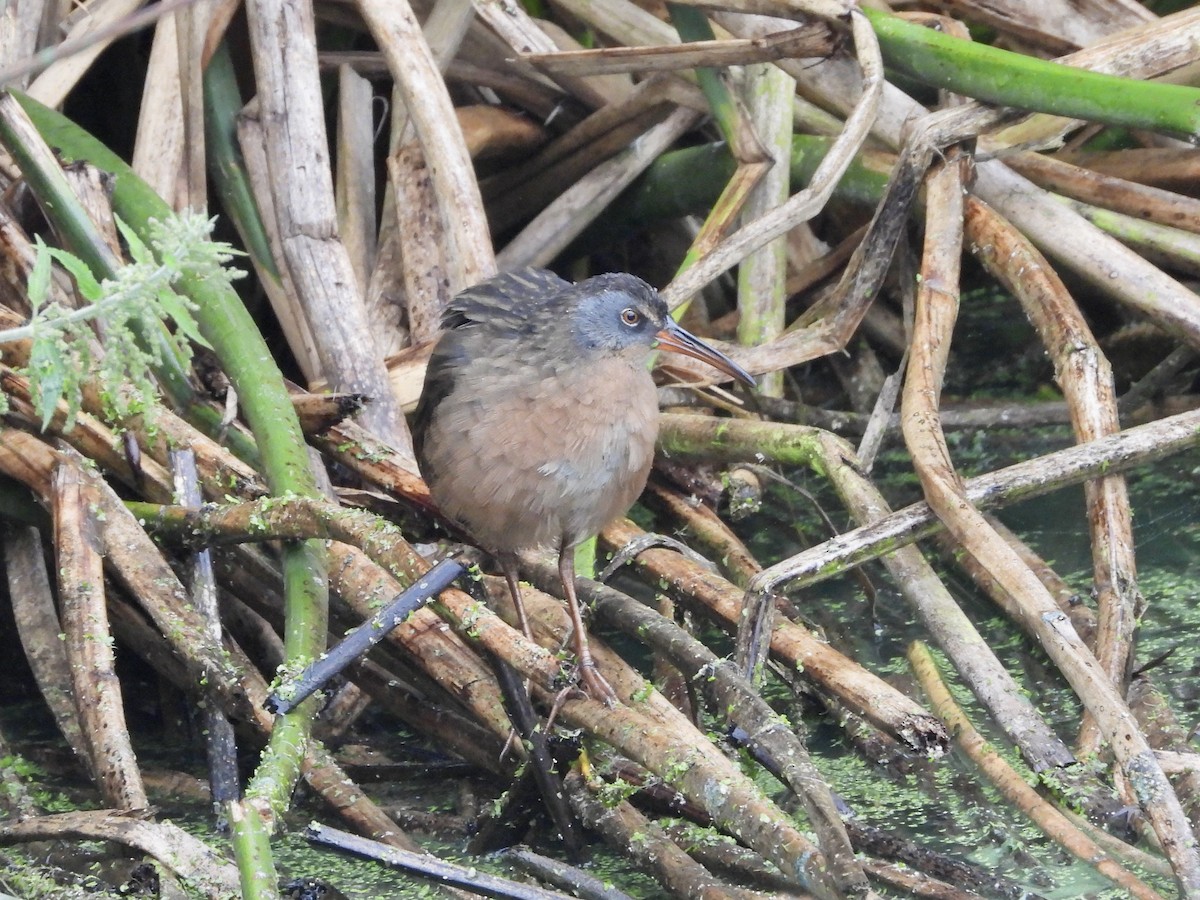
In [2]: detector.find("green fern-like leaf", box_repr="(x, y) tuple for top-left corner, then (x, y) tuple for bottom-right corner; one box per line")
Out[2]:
(47, 247), (103, 303)
(27, 237), (50, 311)
(1, 212), (245, 432)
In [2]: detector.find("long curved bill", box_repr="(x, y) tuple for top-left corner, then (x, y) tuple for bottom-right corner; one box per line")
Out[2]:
(656, 321), (756, 387)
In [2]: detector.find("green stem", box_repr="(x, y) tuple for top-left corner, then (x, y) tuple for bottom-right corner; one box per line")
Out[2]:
(4, 97), (261, 464)
(11, 91), (330, 872)
(203, 43), (279, 281)
(735, 60), (794, 398)
(0, 98), (197, 411)
(582, 136), (891, 249)
(862, 7), (1200, 139)
(667, 4), (740, 147)
(1060, 196), (1200, 271)
(657, 414), (825, 470)
(228, 800), (278, 898)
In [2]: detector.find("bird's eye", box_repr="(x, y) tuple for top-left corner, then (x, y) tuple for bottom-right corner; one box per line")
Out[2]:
(620, 308), (641, 327)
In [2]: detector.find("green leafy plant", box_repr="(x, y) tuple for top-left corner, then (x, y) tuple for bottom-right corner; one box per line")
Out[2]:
(0, 212), (243, 431)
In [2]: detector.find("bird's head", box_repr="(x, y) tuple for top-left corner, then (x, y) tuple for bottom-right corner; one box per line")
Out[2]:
(563, 273), (666, 355)
(564, 273), (755, 387)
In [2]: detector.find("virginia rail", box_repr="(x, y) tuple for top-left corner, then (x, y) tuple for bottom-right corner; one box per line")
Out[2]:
(414, 268), (754, 703)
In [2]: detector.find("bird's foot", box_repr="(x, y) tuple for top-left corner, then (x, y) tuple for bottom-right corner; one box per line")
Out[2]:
(576, 658), (618, 707)
(542, 659), (617, 730)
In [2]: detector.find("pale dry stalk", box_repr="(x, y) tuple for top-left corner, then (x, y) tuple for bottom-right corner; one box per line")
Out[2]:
(901, 158), (1200, 895)
(965, 195), (1140, 756)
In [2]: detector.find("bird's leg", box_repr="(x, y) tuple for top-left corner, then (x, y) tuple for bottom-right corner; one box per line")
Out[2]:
(559, 545), (618, 706)
(500, 557), (533, 639)
(497, 557), (534, 762)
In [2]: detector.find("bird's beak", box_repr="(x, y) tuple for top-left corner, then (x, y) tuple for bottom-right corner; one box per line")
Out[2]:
(656, 321), (756, 387)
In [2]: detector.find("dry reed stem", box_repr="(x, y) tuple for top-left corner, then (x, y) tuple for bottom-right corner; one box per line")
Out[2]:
(365, 215), (412, 362)
(347, 658), (510, 774)
(643, 480), (761, 585)
(0, 366), (174, 498)
(335, 65), (378, 297)
(171, 450), (239, 809)
(245, 0), (408, 450)
(326, 540), (516, 742)
(1129, 678), (1200, 836)
(564, 772), (743, 900)
(601, 517), (949, 754)
(176, 0), (209, 210)
(234, 103), (324, 382)
(3, 0), (1200, 890)
(664, 10), (882, 311)
(727, 405), (1200, 596)
(976, 162), (1200, 349)
(484, 75), (696, 231)
(0, 431), (266, 725)
(538, 18), (638, 104)
(562, 696), (842, 898)
(933, 514), (1098, 649)
(469, 0), (606, 106)
(53, 459), (149, 811)
(0, 810), (241, 899)
(356, 0), (495, 291)
(498, 106), (702, 269)
(420, 0), (474, 69)
(1067, 200), (1200, 278)
(2, 527), (90, 764)
(131, 15), (185, 206)
(965, 195), (1140, 756)
(559, 569), (867, 894)
(100, 486), (851, 894)
(387, 141), (450, 345)
(26, 0), (146, 107)
(902, 159), (1200, 893)
(958, 0), (1154, 48)
(522, 25), (833, 76)
(0, 0), (45, 86)
(734, 48), (793, 398)
(1004, 151), (1200, 236)
(1057, 146), (1200, 193)
(817, 424), (1076, 774)
(770, 8), (1200, 356)
(0, 430), (423, 848)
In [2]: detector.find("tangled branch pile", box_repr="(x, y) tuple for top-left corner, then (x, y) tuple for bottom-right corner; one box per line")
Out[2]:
(0, 0), (1198, 897)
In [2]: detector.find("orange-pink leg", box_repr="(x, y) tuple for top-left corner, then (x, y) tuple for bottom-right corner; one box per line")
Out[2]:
(500, 560), (533, 639)
(559, 546), (617, 706)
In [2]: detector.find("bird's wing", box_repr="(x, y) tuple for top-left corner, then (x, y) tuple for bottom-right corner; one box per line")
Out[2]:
(440, 268), (571, 336)
(415, 268), (570, 463)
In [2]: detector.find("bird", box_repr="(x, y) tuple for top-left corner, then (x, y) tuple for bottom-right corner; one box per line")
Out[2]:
(413, 267), (755, 704)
